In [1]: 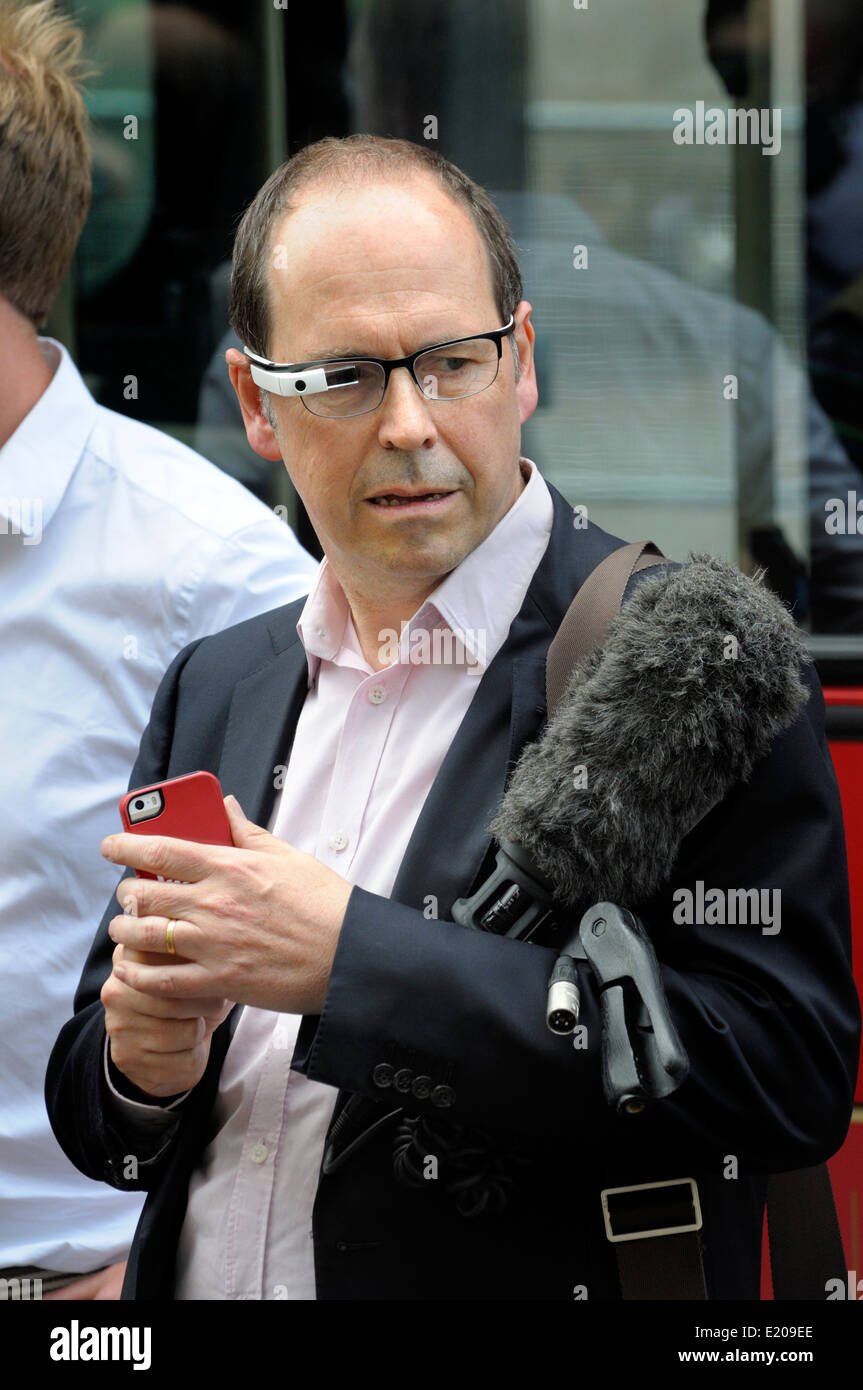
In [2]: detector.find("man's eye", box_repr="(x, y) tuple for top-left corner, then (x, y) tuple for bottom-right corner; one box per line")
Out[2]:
(428, 354), (471, 373)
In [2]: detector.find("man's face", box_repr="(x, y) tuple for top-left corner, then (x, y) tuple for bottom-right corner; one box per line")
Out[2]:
(230, 175), (537, 608)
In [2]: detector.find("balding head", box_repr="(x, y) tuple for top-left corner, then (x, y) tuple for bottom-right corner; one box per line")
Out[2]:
(230, 134), (523, 362)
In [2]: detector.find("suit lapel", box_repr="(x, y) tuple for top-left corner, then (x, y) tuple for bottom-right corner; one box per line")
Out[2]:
(215, 624), (309, 1045)
(217, 624), (309, 829)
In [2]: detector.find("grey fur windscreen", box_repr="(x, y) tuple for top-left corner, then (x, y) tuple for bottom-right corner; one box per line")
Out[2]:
(488, 556), (810, 910)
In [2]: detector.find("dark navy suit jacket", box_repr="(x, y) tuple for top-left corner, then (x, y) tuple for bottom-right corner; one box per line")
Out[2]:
(46, 482), (861, 1300)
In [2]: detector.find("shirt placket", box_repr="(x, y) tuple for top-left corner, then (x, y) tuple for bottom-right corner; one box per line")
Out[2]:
(317, 663), (409, 874)
(224, 1016), (295, 1300)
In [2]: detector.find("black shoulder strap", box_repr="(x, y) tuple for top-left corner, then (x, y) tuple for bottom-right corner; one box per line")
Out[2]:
(550, 540), (846, 1299)
(766, 1163), (846, 1300)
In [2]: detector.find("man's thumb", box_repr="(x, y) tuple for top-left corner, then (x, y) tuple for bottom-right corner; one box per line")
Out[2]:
(223, 793), (274, 849)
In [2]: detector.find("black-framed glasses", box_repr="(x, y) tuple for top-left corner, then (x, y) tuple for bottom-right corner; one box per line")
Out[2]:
(244, 315), (515, 418)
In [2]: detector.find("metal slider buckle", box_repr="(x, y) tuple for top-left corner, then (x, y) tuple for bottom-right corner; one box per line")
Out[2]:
(601, 1177), (702, 1243)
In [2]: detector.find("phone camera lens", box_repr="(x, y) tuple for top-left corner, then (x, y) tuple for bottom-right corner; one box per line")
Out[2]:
(134, 799), (145, 810)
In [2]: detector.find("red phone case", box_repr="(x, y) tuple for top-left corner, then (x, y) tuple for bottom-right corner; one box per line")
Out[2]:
(119, 771), (233, 880)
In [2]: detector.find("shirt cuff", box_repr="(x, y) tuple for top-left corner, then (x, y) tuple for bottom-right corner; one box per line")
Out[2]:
(103, 1036), (192, 1119)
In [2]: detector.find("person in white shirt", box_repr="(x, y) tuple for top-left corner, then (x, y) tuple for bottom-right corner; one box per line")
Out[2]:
(0, 0), (317, 1300)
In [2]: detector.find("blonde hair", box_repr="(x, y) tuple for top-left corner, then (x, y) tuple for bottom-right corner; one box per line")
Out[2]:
(0, 0), (94, 324)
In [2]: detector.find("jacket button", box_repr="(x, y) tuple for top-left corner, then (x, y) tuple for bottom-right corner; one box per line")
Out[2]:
(411, 1074), (433, 1099)
(393, 1068), (414, 1093)
(430, 1084), (456, 1109)
(372, 1063), (394, 1088)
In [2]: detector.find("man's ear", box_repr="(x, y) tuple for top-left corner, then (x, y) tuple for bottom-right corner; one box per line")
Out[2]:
(513, 301), (538, 425)
(226, 347), (283, 461)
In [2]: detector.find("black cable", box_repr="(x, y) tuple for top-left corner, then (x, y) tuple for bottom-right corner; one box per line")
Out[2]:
(392, 1113), (528, 1217)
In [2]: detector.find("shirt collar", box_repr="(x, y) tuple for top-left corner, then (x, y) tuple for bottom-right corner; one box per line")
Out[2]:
(0, 338), (99, 535)
(297, 457), (552, 685)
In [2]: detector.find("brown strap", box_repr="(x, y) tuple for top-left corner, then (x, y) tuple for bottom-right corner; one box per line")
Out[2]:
(546, 541), (666, 719)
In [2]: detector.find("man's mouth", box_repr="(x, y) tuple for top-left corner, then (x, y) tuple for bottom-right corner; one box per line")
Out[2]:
(366, 490), (457, 510)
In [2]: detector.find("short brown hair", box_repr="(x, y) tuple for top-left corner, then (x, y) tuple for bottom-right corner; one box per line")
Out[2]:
(0, 0), (93, 325)
(230, 134), (523, 358)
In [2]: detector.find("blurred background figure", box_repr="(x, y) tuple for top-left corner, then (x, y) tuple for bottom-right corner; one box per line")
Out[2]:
(0, 0), (316, 1300)
(705, 0), (863, 625)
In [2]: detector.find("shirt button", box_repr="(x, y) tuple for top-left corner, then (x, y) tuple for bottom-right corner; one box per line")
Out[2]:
(393, 1067), (414, 1093)
(367, 684), (387, 704)
(430, 1084), (456, 1109)
(251, 1143), (269, 1164)
(328, 830), (349, 852)
(411, 1074), (433, 1100)
(372, 1063), (394, 1088)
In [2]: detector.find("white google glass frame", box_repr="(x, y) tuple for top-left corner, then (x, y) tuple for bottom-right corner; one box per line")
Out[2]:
(243, 354), (359, 399)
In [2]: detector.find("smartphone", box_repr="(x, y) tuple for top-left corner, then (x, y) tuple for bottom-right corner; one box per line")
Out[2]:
(119, 770), (233, 880)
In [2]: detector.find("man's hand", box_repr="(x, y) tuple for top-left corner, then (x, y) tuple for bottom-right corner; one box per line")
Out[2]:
(102, 796), (354, 1016)
(101, 942), (232, 1098)
(43, 1260), (127, 1301)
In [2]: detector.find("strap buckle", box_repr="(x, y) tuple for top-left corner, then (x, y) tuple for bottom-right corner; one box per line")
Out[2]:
(601, 1177), (702, 1243)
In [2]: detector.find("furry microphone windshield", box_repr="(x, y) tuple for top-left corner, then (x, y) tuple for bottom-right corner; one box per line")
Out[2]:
(488, 553), (811, 911)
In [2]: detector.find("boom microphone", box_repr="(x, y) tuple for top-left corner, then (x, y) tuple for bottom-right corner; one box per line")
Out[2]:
(484, 552), (811, 916)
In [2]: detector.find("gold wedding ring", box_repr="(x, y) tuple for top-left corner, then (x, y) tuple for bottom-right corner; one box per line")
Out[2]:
(165, 920), (177, 955)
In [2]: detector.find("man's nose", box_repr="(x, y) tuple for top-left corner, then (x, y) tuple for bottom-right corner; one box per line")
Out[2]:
(376, 366), (438, 450)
